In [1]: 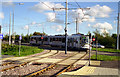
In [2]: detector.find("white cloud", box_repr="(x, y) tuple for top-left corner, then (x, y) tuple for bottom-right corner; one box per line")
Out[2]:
(51, 25), (63, 32)
(24, 25), (29, 30)
(69, 8), (96, 23)
(31, 2), (64, 13)
(85, 5), (112, 18)
(2, 0), (15, 7)
(88, 24), (91, 27)
(0, 12), (4, 19)
(69, 9), (84, 21)
(114, 20), (116, 24)
(92, 22), (113, 33)
(69, 5), (112, 23)
(45, 12), (56, 22)
(100, 29), (109, 33)
(45, 12), (64, 24)
(31, 21), (36, 25)
(37, 24), (41, 26)
(88, 17), (95, 22)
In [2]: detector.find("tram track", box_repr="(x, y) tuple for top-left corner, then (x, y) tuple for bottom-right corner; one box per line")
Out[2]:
(2, 50), (51, 66)
(1, 50), (59, 72)
(55, 52), (87, 77)
(26, 51), (87, 77)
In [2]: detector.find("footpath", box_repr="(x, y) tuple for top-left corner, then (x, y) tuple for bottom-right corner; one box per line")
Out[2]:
(58, 50), (120, 77)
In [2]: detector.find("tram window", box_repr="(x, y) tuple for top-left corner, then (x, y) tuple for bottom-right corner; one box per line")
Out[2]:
(44, 38), (48, 41)
(68, 39), (70, 43)
(43, 38), (45, 41)
(56, 38), (58, 41)
(74, 39), (76, 42)
(50, 38), (52, 42)
(80, 37), (81, 40)
(59, 38), (61, 41)
(39, 37), (41, 41)
(31, 38), (34, 41)
(32, 37), (36, 41)
(53, 38), (55, 41)
(55, 38), (57, 41)
(62, 38), (65, 43)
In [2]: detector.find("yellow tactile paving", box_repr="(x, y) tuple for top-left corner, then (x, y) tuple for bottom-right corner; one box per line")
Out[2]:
(91, 60), (101, 66)
(61, 66), (96, 75)
(34, 58), (62, 63)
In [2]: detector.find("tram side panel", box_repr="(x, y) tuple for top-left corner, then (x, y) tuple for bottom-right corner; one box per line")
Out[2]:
(49, 36), (65, 47)
(30, 37), (37, 45)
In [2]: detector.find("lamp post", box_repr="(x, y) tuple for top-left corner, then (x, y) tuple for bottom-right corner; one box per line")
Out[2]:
(65, 0), (68, 54)
(117, 2), (120, 50)
(9, 12), (11, 45)
(11, 3), (24, 45)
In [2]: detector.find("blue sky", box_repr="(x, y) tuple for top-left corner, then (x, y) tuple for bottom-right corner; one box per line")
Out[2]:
(1, 1), (119, 36)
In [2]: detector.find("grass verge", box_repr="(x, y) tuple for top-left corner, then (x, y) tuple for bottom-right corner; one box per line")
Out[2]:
(2, 44), (44, 57)
(91, 55), (120, 61)
(92, 48), (120, 53)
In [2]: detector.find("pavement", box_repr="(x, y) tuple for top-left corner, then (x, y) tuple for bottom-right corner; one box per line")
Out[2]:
(58, 50), (119, 77)
(57, 52), (86, 65)
(59, 66), (118, 76)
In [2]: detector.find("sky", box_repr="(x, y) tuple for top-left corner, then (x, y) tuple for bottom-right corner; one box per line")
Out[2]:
(0, 0), (120, 36)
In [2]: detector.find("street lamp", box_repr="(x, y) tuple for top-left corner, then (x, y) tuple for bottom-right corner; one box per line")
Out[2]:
(11, 3), (24, 45)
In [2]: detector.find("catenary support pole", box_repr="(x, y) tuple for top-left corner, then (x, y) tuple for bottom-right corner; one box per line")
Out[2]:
(65, 0), (68, 54)
(117, 13), (120, 50)
(117, 2), (120, 50)
(9, 12), (11, 45)
(12, 11), (14, 45)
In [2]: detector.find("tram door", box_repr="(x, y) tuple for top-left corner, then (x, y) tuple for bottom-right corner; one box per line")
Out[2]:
(67, 38), (70, 47)
(36, 37), (38, 45)
(71, 38), (74, 48)
(69, 38), (72, 47)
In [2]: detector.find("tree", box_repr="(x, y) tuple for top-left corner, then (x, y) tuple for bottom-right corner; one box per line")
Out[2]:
(87, 31), (91, 35)
(3, 34), (9, 41)
(33, 32), (47, 36)
(93, 29), (116, 48)
(93, 29), (101, 37)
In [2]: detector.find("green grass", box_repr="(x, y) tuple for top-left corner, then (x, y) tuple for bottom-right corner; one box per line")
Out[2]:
(92, 48), (120, 53)
(91, 55), (120, 61)
(2, 44), (44, 57)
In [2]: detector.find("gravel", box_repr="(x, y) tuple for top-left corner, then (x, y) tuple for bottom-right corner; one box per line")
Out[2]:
(1, 50), (88, 76)
(48, 51), (75, 59)
(2, 63), (49, 76)
(68, 64), (84, 72)
(39, 64), (67, 76)
(1, 64), (21, 70)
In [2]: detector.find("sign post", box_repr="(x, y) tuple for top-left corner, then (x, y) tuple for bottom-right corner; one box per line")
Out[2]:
(96, 37), (98, 60)
(19, 36), (22, 56)
(89, 33), (91, 66)
(0, 26), (2, 71)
